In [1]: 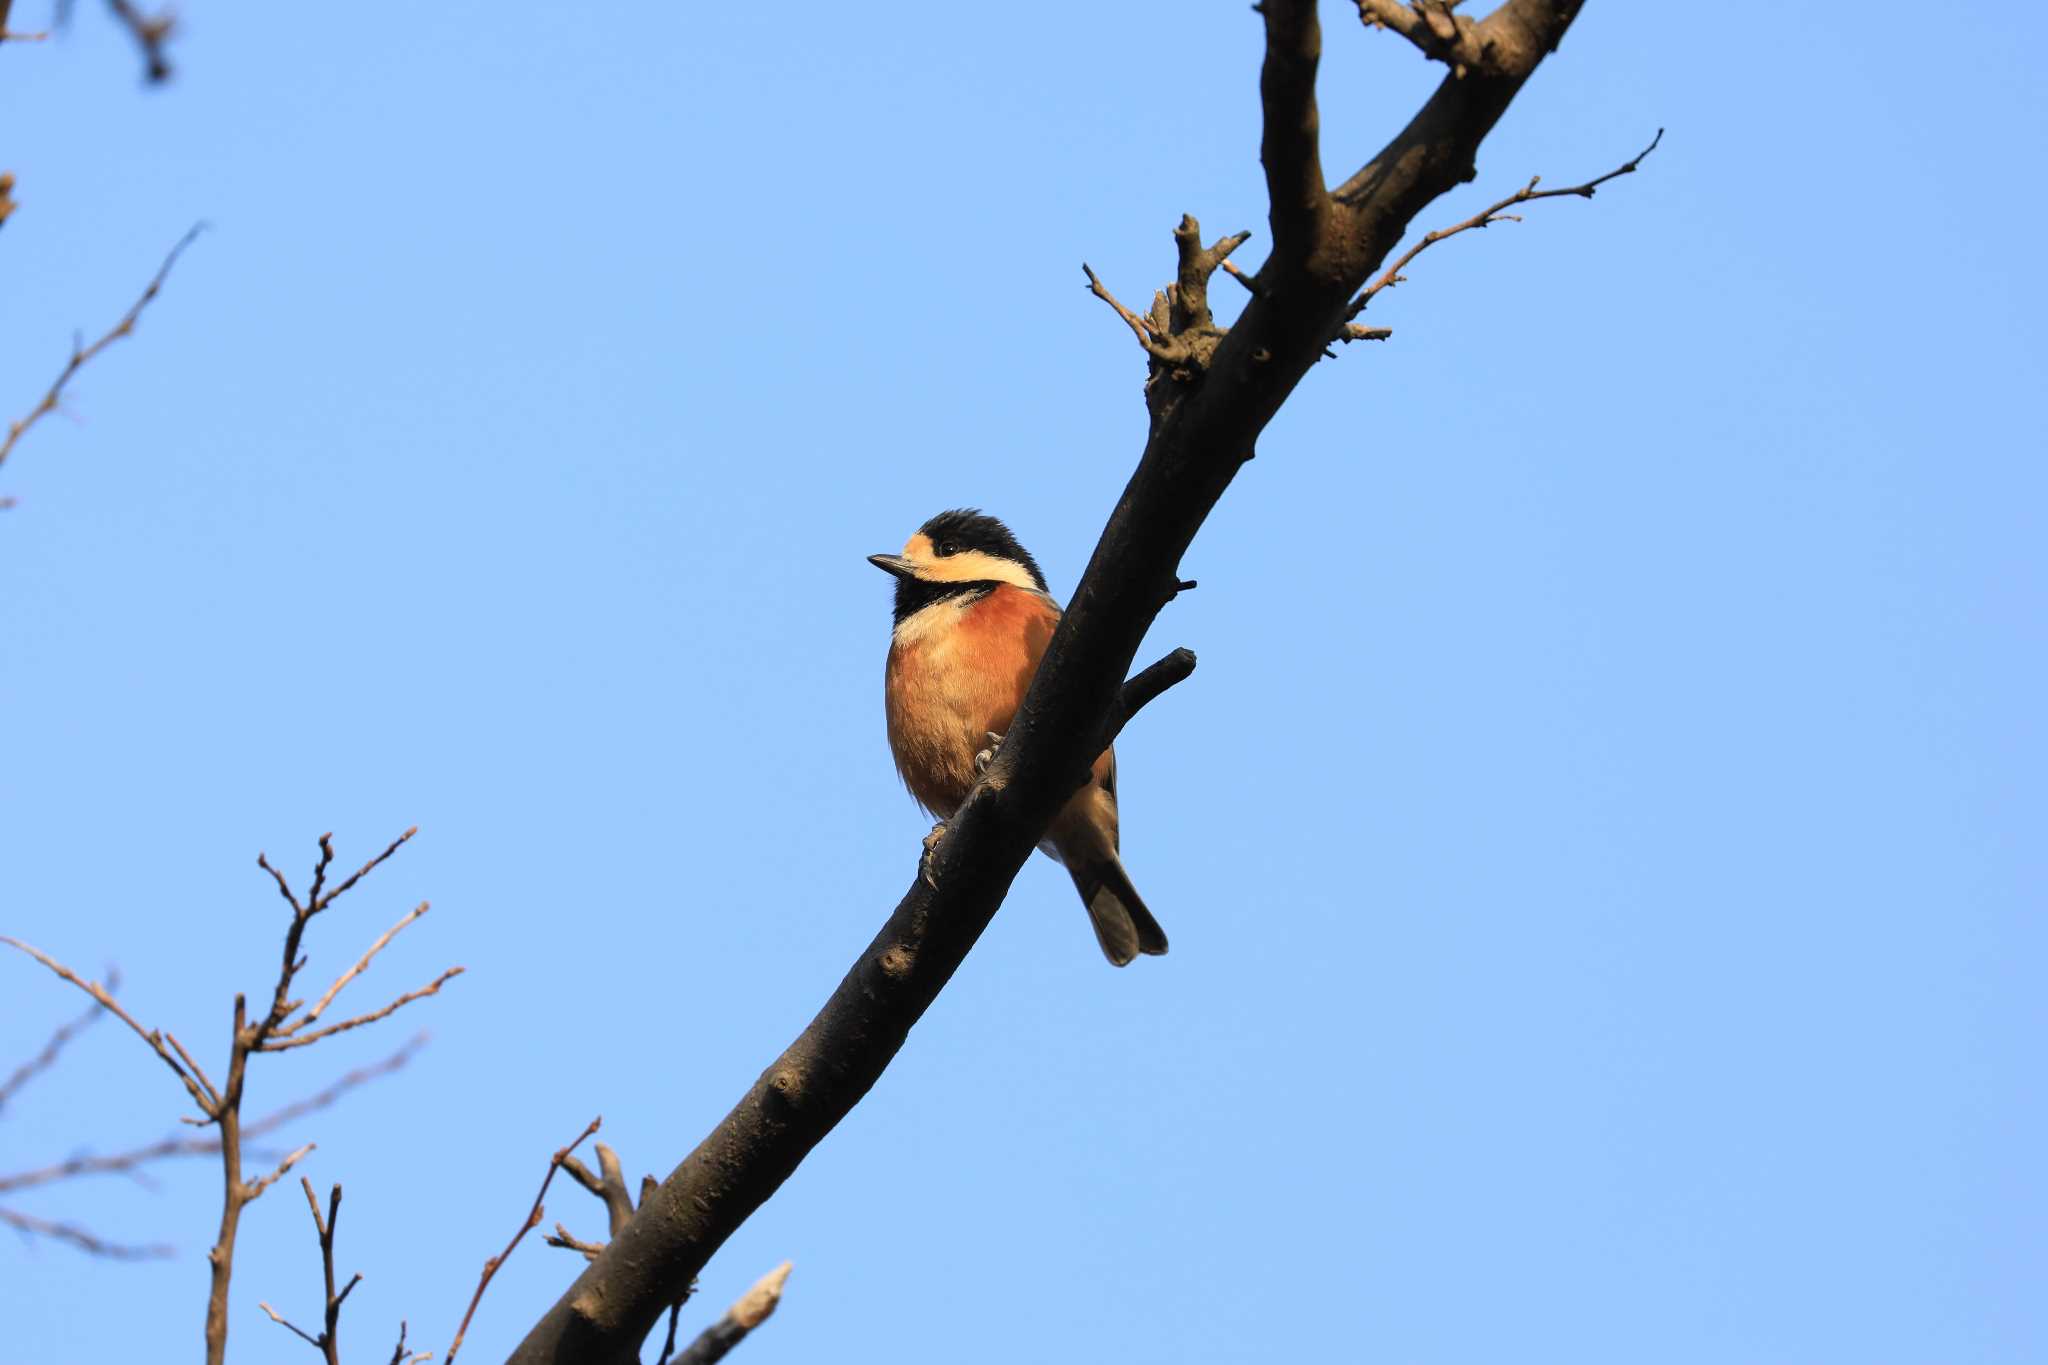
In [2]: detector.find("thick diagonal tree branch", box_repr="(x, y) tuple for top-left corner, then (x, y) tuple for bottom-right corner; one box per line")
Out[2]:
(512, 3), (1610, 1359)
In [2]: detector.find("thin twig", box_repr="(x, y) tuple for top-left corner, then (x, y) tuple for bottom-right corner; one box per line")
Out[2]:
(1080, 264), (1180, 362)
(0, 1205), (172, 1259)
(244, 1142), (315, 1201)
(316, 827), (417, 911)
(446, 1116), (602, 1363)
(0, 1036), (425, 1196)
(1, 936), (216, 1118)
(259, 968), (463, 1052)
(282, 902), (432, 1035)
(1341, 129), (1664, 329)
(0, 225), (203, 483)
(258, 1301), (325, 1352)
(387, 1320), (430, 1365)
(545, 1222), (608, 1260)
(0, 968), (118, 1112)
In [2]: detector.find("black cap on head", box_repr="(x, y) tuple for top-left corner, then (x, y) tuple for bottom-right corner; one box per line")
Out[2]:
(918, 509), (1048, 592)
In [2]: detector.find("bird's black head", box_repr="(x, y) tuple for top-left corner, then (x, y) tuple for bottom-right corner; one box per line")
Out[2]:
(868, 509), (1049, 625)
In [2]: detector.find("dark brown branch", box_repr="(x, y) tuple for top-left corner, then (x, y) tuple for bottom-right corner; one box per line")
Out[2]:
(0, 225), (201, 493)
(447, 1117), (602, 1363)
(1259, 0), (1330, 268)
(669, 1264), (792, 1365)
(104, 0), (173, 82)
(387, 1320), (430, 1365)
(0, 171), (16, 229)
(0, 968), (116, 1113)
(1356, 0), (1497, 76)
(561, 1141), (638, 1239)
(255, 1180), (358, 1364)
(1109, 648), (1198, 743)
(513, 4), (1616, 1358)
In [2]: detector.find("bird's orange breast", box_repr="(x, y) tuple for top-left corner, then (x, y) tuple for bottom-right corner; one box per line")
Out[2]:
(885, 585), (1059, 818)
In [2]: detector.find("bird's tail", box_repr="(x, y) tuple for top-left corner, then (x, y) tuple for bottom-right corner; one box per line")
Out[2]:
(1067, 850), (1169, 967)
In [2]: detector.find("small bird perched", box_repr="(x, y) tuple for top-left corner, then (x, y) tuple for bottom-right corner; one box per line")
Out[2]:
(870, 510), (1168, 966)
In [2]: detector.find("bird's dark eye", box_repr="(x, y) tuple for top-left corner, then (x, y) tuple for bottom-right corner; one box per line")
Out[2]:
(936, 539), (961, 556)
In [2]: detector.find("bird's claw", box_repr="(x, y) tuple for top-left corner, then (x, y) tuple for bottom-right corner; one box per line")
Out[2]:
(920, 821), (947, 888)
(974, 730), (1005, 776)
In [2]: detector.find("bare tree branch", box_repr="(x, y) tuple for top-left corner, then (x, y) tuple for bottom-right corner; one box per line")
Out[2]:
(560, 1141), (637, 1240)
(0, 1035), (424, 1197)
(1356, 0), (1497, 76)
(387, 1320), (431, 1365)
(1339, 127), (1662, 335)
(0, 1204), (172, 1259)
(1, 937), (217, 1118)
(256, 1180), (360, 1364)
(243, 1141), (315, 1201)
(667, 1263), (792, 1365)
(259, 968), (462, 1052)
(0, 225), (202, 502)
(282, 902), (432, 1036)
(104, 0), (174, 82)
(447, 1116), (602, 1364)
(1260, 0), (1330, 267)
(201, 827), (447, 1365)
(0, 968), (116, 1113)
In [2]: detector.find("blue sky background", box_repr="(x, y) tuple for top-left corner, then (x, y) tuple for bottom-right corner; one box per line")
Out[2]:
(3, 3), (2042, 1361)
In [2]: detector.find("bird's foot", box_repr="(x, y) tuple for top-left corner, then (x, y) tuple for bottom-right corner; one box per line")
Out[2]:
(974, 730), (1005, 776)
(920, 821), (948, 888)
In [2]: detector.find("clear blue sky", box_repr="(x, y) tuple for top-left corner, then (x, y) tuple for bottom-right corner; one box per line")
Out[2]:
(4, 3), (2042, 1361)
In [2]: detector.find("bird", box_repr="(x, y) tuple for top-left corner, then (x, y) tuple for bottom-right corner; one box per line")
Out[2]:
(869, 509), (1168, 966)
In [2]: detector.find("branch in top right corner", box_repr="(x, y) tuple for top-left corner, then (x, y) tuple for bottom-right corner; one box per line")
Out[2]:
(1335, 128), (1663, 343)
(1355, 0), (1496, 77)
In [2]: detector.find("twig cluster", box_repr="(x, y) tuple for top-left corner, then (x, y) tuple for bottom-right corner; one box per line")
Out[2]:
(1083, 216), (1253, 420)
(1, 826), (457, 1365)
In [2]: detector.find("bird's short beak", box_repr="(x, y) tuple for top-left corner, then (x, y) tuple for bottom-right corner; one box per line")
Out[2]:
(867, 554), (918, 580)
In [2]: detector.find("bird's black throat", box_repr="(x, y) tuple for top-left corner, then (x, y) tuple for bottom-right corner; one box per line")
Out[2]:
(892, 577), (1002, 626)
